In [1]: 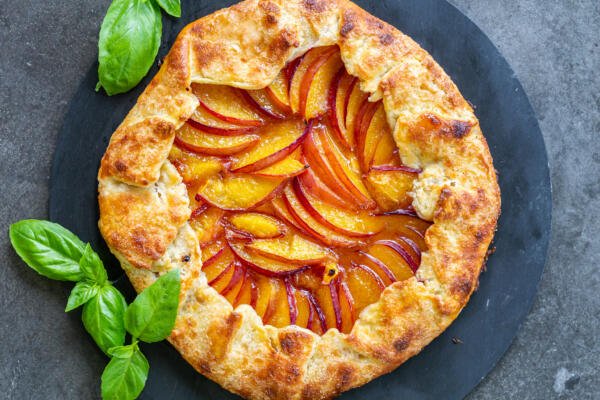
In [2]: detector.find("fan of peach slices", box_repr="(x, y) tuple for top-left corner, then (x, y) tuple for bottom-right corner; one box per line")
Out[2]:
(169, 45), (431, 335)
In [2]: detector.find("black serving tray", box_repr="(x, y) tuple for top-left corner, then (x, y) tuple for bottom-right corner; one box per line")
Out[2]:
(49, 1), (552, 398)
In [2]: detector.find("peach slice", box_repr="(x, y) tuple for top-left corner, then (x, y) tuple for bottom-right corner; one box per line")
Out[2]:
(230, 118), (309, 173)
(289, 46), (337, 114)
(303, 50), (343, 119)
(280, 185), (360, 248)
(196, 174), (284, 211)
(229, 241), (309, 277)
(270, 197), (304, 232)
(242, 89), (287, 119)
(345, 79), (369, 146)
(302, 127), (361, 207)
(284, 279), (298, 325)
(261, 284), (276, 323)
(227, 212), (285, 239)
(221, 263), (246, 301)
(233, 271), (257, 307)
(265, 71), (292, 113)
(201, 241), (225, 263)
(307, 291), (327, 334)
(382, 217), (430, 251)
(406, 225), (426, 240)
(189, 106), (259, 135)
(370, 126), (398, 167)
(312, 124), (376, 209)
(338, 280), (355, 333)
(263, 279), (291, 328)
(290, 269), (328, 332)
(209, 262), (235, 291)
(202, 246), (234, 283)
(343, 78), (358, 122)
(285, 56), (304, 88)
(314, 281), (339, 332)
(373, 239), (419, 274)
(345, 263), (385, 313)
(168, 146), (223, 184)
(357, 102), (389, 171)
(293, 288), (312, 328)
(399, 236), (422, 263)
(328, 69), (356, 150)
(193, 84), (263, 127)
(175, 123), (260, 156)
(246, 234), (330, 265)
(293, 179), (384, 237)
(253, 274), (273, 318)
(396, 236), (422, 275)
(353, 99), (379, 171)
(358, 250), (397, 284)
(351, 263), (386, 290)
(189, 206), (225, 246)
(251, 149), (308, 178)
(365, 243), (414, 281)
(296, 159), (353, 209)
(329, 279), (344, 331)
(365, 168), (417, 211)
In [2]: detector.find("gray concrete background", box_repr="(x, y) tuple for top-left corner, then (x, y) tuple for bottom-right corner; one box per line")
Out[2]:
(0, 0), (598, 399)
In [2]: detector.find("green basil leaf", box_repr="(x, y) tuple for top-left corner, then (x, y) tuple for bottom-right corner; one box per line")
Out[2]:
(101, 345), (149, 400)
(97, 0), (162, 95)
(155, 0), (181, 17)
(79, 244), (108, 285)
(125, 269), (180, 343)
(9, 219), (86, 281)
(82, 285), (127, 354)
(65, 281), (100, 312)
(107, 341), (137, 359)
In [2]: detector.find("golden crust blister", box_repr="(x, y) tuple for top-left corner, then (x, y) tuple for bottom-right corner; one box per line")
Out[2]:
(97, 0), (501, 399)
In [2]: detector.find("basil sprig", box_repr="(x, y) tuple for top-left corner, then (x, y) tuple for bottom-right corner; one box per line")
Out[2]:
(99, 271), (180, 400)
(102, 342), (149, 400)
(96, 0), (181, 95)
(9, 220), (181, 400)
(155, 0), (181, 17)
(65, 280), (100, 312)
(9, 220), (86, 281)
(125, 268), (181, 342)
(83, 285), (128, 354)
(80, 244), (108, 284)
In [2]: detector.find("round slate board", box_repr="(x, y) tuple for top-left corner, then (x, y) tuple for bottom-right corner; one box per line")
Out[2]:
(49, 0), (552, 399)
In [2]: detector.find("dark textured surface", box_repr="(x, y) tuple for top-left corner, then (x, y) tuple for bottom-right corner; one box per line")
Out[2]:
(0, 1), (598, 400)
(48, 1), (552, 399)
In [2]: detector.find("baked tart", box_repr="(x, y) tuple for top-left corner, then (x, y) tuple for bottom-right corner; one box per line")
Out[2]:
(97, 0), (501, 398)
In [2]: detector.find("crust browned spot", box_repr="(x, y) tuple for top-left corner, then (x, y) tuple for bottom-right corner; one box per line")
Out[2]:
(303, 0), (327, 13)
(340, 20), (354, 37)
(278, 330), (312, 357)
(392, 333), (412, 353)
(379, 33), (394, 45)
(99, 118), (175, 186)
(260, 1), (281, 24)
(206, 312), (243, 362)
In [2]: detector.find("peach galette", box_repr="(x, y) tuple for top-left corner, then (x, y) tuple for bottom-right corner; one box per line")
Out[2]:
(97, 0), (500, 399)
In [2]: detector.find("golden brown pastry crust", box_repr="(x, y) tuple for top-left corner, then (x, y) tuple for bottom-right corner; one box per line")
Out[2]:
(97, 1), (501, 398)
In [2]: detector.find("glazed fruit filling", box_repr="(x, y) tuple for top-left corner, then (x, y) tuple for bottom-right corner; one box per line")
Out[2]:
(168, 45), (431, 334)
